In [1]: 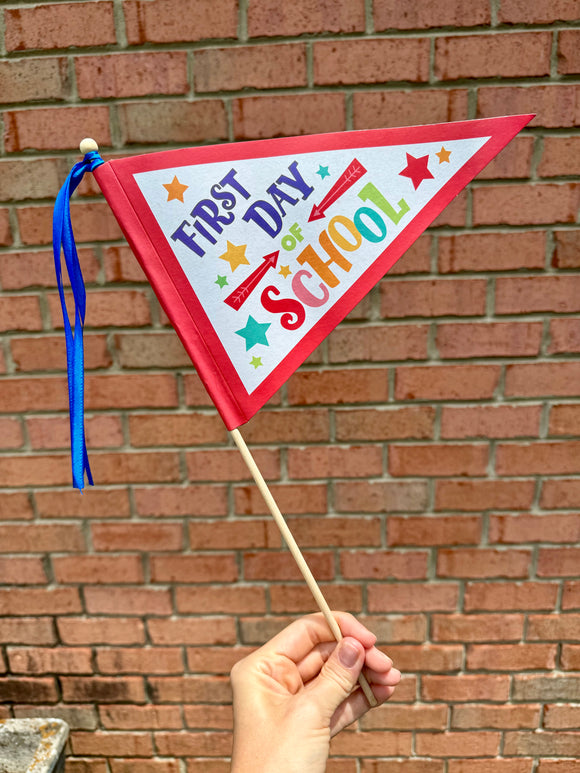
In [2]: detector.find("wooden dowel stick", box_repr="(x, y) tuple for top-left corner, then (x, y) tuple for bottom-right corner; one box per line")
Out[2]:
(230, 427), (377, 707)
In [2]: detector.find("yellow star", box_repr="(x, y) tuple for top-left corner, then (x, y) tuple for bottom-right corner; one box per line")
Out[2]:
(163, 175), (189, 202)
(279, 265), (292, 278)
(436, 146), (451, 164)
(250, 356), (263, 369)
(219, 241), (250, 272)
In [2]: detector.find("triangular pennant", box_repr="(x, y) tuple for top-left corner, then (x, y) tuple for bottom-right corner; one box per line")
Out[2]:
(93, 115), (532, 429)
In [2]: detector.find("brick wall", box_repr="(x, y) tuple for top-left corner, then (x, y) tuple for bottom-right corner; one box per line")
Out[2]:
(1, 1), (579, 771)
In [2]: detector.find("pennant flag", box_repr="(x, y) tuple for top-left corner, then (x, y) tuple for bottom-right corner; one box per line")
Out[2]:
(87, 115), (531, 430)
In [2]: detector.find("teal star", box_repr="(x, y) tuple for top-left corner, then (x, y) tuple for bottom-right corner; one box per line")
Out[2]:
(235, 315), (271, 351)
(316, 165), (330, 179)
(215, 275), (228, 288)
(250, 356), (263, 369)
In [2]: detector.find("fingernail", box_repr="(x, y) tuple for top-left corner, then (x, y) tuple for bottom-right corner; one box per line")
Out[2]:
(339, 639), (360, 668)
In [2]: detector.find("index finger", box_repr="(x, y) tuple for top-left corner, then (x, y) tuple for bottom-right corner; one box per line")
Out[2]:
(262, 612), (377, 664)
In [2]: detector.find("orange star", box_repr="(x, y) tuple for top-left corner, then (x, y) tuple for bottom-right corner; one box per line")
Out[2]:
(163, 176), (189, 202)
(436, 146), (451, 164)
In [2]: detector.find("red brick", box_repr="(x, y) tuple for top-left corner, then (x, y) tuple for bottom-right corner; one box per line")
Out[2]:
(234, 482), (328, 515)
(395, 365), (500, 400)
(111, 763), (180, 773)
(48, 289), (151, 329)
(328, 324), (428, 363)
(539, 547), (580, 578)
(490, 513), (580, 545)
(0, 57), (69, 103)
(27, 414), (122, 452)
(563, 581), (580, 610)
(417, 731), (501, 758)
(1, 677), (58, 703)
(87, 375), (179, 409)
(87, 452), (181, 484)
(442, 404), (542, 440)
(35, 489), (130, 519)
(361, 703), (448, 731)
(0, 296), (42, 332)
(541, 478), (580, 508)
(124, 0), (237, 44)
(71, 730), (153, 757)
(186, 447), (279, 482)
(0, 524), (84, 553)
(114, 332), (190, 369)
(183, 704), (233, 729)
(269, 584), (362, 614)
(334, 480), (429, 513)
(451, 705), (541, 731)
(369, 582), (459, 612)
(0, 209), (12, 246)
(474, 183), (580, 226)
(539, 136), (580, 178)
(288, 367), (389, 406)
(133, 485), (227, 518)
(8, 647), (92, 675)
(176, 586), (266, 615)
(129, 413), (227, 447)
(466, 643), (556, 671)
(286, 516), (381, 548)
(504, 730), (580, 757)
(496, 442), (580, 476)
(182, 374), (220, 408)
(76, 52), (188, 99)
(553, 230), (580, 268)
(478, 85), (580, 128)
(378, 644), (463, 673)
(562, 643), (580, 670)
(548, 319), (580, 355)
(435, 479), (535, 511)
(438, 322), (541, 359)
(5, 2), (116, 51)
(0, 418), (23, 449)
(381, 279), (486, 318)
(12, 335), (111, 373)
(119, 101), (227, 145)
(431, 614), (524, 642)
(0, 492), (33, 521)
(248, 0), (364, 35)
(388, 515), (481, 546)
(0, 617), (56, 645)
(188, 520), (281, 550)
(389, 443), (488, 477)
(438, 231), (545, 273)
(544, 704), (580, 729)
(287, 445), (382, 479)
(100, 705), (182, 731)
(242, 409), (329, 443)
(58, 617), (145, 646)
(314, 38), (429, 85)
(233, 93), (345, 140)
(506, 363), (580, 398)
(439, 32), (550, 80)
(497, 275), (580, 314)
(331, 731), (412, 758)
(360, 762), (444, 773)
(150, 554), (238, 584)
(0, 158), (67, 201)
(476, 137), (535, 180)
(53, 555), (144, 585)
(85, 587), (172, 616)
(148, 676), (230, 705)
(103, 245), (147, 283)
(341, 550), (428, 581)
(147, 617), (236, 646)
(464, 582), (559, 612)
(353, 89), (468, 130)
(388, 234), (432, 275)
(18, 202), (122, 246)
(0, 557), (46, 585)
(4, 106), (111, 152)
(92, 523), (183, 552)
(62, 676), (146, 705)
(195, 44), (306, 92)
(0, 588), (81, 616)
(0, 377), (68, 413)
(499, 0), (580, 23)
(374, 0), (489, 29)
(432, 190), (466, 227)
(244, 550), (335, 581)
(537, 763), (580, 773)
(421, 674), (510, 702)
(335, 406), (434, 441)
(96, 647), (183, 675)
(438, 549), (532, 579)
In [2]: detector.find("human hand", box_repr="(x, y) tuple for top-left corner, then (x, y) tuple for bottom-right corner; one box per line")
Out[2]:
(230, 612), (401, 773)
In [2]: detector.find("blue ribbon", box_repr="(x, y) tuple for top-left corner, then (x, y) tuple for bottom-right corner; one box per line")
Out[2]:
(53, 150), (104, 490)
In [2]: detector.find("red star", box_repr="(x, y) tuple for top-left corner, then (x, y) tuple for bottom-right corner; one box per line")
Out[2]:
(399, 153), (434, 190)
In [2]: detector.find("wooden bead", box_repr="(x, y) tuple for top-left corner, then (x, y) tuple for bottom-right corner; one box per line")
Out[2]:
(79, 138), (99, 154)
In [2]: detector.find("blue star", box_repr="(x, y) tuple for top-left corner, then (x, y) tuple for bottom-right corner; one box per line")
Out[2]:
(235, 315), (271, 351)
(316, 165), (330, 179)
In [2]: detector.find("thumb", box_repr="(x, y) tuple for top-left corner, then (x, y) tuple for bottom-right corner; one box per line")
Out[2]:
(310, 637), (365, 718)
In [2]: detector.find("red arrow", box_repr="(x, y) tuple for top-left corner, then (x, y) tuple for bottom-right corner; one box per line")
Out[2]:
(224, 250), (279, 311)
(308, 158), (368, 222)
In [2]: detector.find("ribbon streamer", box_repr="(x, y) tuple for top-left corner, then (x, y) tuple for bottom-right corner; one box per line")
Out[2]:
(52, 150), (104, 490)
